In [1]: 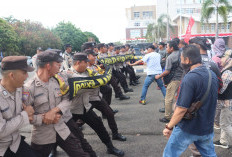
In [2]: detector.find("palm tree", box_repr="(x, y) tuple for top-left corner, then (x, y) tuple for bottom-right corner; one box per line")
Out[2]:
(145, 14), (174, 42)
(201, 0), (232, 39)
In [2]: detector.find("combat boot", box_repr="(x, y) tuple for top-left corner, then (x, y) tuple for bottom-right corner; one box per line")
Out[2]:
(106, 142), (124, 156)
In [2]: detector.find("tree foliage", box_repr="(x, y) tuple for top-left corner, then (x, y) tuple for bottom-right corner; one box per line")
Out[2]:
(11, 20), (63, 56)
(0, 18), (19, 55)
(52, 22), (88, 52)
(201, 0), (232, 38)
(146, 14), (174, 42)
(84, 31), (100, 43)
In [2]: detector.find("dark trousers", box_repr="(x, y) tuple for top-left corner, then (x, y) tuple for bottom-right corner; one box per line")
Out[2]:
(112, 69), (128, 90)
(100, 85), (112, 105)
(109, 75), (123, 96)
(31, 132), (90, 157)
(66, 119), (97, 157)
(121, 66), (136, 83)
(3, 136), (39, 157)
(90, 99), (118, 135)
(72, 110), (111, 146)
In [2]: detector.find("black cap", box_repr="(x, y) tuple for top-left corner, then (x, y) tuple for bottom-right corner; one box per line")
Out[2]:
(97, 43), (106, 50)
(108, 43), (114, 47)
(120, 45), (126, 49)
(37, 47), (43, 51)
(82, 42), (95, 51)
(84, 50), (98, 56)
(1, 56), (34, 72)
(37, 50), (63, 63)
(148, 45), (156, 50)
(114, 46), (121, 51)
(158, 42), (166, 46)
(64, 44), (72, 49)
(73, 53), (90, 62)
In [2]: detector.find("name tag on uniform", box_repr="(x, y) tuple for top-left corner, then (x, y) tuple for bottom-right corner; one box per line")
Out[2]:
(1, 107), (9, 113)
(34, 93), (44, 98)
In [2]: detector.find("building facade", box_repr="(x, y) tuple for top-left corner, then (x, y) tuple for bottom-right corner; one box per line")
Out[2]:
(125, 5), (156, 42)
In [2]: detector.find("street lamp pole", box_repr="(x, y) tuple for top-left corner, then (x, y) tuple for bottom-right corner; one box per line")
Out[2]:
(167, 0), (169, 40)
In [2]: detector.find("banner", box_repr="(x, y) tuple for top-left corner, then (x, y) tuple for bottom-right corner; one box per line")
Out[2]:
(68, 66), (112, 99)
(184, 16), (195, 44)
(98, 54), (142, 65)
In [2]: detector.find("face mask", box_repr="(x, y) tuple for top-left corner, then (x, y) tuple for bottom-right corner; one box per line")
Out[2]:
(181, 63), (193, 74)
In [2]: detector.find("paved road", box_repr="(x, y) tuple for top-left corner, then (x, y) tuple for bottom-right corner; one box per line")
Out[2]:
(19, 65), (232, 157)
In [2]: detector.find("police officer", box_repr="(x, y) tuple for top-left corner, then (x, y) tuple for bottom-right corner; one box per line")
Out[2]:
(62, 44), (73, 70)
(97, 43), (131, 99)
(32, 47), (43, 70)
(0, 56), (38, 157)
(81, 42), (96, 51)
(66, 53), (125, 157)
(113, 46), (133, 93)
(23, 50), (96, 157)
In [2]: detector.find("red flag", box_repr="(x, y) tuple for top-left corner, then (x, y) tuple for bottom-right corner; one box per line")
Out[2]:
(184, 17), (195, 44)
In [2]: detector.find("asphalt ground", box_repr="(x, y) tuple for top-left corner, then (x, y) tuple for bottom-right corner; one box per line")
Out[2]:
(18, 65), (232, 157)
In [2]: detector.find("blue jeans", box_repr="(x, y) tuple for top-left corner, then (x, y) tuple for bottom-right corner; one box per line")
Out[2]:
(163, 126), (217, 157)
(140, 74), (166, 101)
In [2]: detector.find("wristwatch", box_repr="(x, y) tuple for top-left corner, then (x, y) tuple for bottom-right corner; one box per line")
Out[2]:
(165, 124), (173, 130)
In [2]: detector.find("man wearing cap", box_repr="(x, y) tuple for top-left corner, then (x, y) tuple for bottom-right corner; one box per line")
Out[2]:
(32, 47), (43, 70)
(158, 42), (167, 71)
(23, 50), (95, 157)
(0, 56), (38, 157)
(67, 52), (125, 157)
(98, 43), (131, 99)
(129, 45), (166, 105)
(121, 45), (139, 86)
(81, 42), (95, 51)
(86, 49), (126, 140)
(62, 44), (73, 70)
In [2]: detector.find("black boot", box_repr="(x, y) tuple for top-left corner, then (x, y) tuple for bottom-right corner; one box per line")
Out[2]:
(49, 146), (57, 157)
(129, 82), (137, 86)
(106, 142), (124, 156)
(112, 133), (127, 141)
(124, 87), (133, 93)
(119, 94), (130, 100)
(113, 109), (119, 114)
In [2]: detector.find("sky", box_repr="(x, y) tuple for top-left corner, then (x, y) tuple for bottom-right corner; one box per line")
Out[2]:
(0, 0), (156, 43)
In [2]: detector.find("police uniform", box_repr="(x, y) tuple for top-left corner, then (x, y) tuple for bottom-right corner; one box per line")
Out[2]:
(98, 50), (130, 99)
(23, 51), (95, 157)
(120, 50), (138, 86)
(0, 56), (38, 157)
(65, 53), (125, 156)
(62, 51), (72, 70)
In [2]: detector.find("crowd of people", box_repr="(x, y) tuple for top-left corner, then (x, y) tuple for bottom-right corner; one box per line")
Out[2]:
(0, 36), (232, 157)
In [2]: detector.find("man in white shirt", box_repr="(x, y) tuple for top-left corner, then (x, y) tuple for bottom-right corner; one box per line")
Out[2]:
(129, 45), (166, 105)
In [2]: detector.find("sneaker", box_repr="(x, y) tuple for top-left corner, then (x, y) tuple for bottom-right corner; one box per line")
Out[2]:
(139, 100), (146, 105)
(214, 123), (220, 130)
(159, 108), (165, 113)
(214, 140), (229, 149)
(159, 117), (170, 123)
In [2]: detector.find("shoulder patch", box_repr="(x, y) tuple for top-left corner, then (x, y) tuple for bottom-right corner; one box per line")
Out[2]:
(22, 92), (30, 101)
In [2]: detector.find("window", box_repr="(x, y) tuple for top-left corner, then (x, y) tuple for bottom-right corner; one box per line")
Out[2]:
(221, 24), (225, 30)
(211, 24), (215, 32)
(143, 29), (147, 36)
(144, 21), (150, 26)
(134, 22), (140, 26)
(134, 12), (140, 18)
(143, 11), (153, 18)
(206, 25), (209, 31)
(201, 24), (205, 31)
(227, 23), (230, 30)
(130, 29), (141, 38)
(185, 8), (194, 14)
